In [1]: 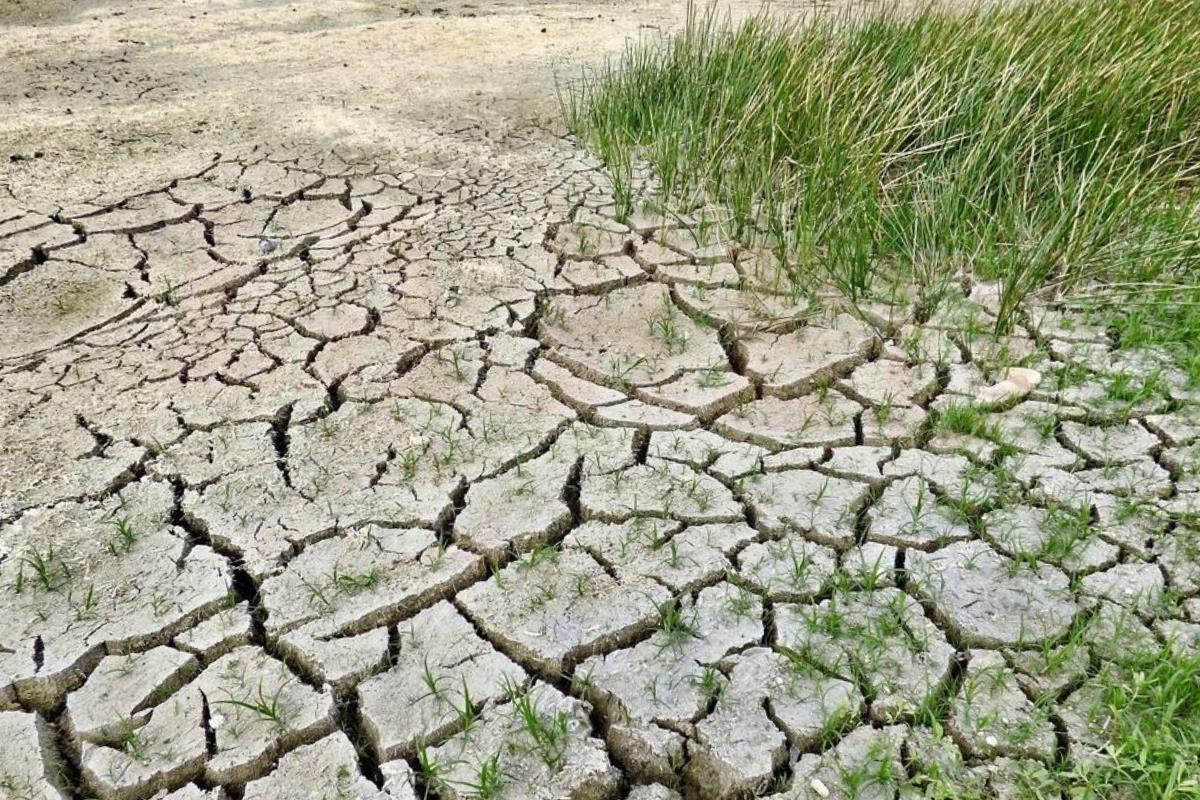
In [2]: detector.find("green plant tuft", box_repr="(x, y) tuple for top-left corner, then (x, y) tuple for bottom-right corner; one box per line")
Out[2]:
(565, 0), (1200, 332)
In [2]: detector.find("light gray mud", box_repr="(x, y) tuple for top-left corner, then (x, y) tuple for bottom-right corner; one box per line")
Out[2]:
(2, 1), (1199, 799)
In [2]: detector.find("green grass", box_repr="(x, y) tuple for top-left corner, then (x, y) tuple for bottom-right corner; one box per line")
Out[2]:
(1066, 646), (1200, 799)
(563, 0), (1200, 332)
(1086, 282), (1200, 387)
(907, 645), (1200, 799)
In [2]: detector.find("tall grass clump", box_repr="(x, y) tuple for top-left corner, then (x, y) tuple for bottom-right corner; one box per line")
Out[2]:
(564, 0), (1200, 332)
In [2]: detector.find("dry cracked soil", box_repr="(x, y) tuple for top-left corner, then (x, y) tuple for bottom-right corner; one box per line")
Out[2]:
(2, 1), (1200, 800)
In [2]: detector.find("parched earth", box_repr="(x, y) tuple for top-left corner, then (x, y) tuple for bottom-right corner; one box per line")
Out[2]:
(2, 3), (1200, 800)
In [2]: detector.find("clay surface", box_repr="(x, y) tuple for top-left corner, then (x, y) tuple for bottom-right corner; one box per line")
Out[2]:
(2, 1), (1197, 798)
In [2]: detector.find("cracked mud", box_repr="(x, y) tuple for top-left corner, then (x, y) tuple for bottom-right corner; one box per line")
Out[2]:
(3, 2), (1200, 799)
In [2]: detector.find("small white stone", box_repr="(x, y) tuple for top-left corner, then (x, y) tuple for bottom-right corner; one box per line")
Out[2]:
(984, 734), (999, 747)
(811, 778), (830, 798)
(976, 367), (1042, 406)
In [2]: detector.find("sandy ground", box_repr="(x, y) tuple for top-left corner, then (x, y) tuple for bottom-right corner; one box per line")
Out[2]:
(0, 0), (799, 209)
